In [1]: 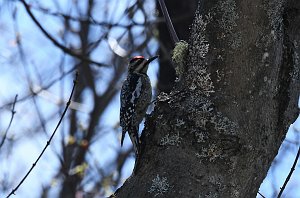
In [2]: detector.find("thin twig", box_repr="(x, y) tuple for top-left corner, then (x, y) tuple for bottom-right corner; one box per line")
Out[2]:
(0, 95), (18, 149)
(31, 4), (146, 28)
(157, 0), (179, 45)
(31, 3), (181, 30)
(277, 146), (300, 197)
(19, 0), (108, 67)
(13, 11), (49, 136)
(6, 72), (78, 198)
(0, 64), (76, 110)
(258, 191), (266, 198)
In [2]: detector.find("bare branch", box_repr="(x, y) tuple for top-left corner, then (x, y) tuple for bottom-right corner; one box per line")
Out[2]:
(19, 0), (109, 67)
(0, 65), (76, 110)
(31, 4), (150, 28)
(6, 72), (78, 198)
(0, 95), (18, 149)
(277, 146), (300, 197)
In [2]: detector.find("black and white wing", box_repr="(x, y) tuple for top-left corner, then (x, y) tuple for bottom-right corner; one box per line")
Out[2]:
(120, 73), (143, 146)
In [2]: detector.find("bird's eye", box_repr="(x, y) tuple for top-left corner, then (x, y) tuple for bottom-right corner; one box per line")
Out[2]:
(129, 59), (137, 64)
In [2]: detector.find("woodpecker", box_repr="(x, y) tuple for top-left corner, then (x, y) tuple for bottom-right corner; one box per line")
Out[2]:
(120, 55), (158, 158)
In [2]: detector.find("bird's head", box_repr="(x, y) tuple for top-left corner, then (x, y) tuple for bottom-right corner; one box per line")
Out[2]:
(128, 55), (159, 74)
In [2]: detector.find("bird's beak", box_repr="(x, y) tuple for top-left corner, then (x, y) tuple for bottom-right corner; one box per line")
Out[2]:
(146, 55), (159, 65)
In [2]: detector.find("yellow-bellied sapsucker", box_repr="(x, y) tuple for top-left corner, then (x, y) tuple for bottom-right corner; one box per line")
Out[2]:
(120, 55), (158, 158)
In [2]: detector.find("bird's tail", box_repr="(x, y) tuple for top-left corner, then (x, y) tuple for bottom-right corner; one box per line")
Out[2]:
(129, 126), (140, 175)
(121, 129), (126, 147)
(129, 126), (140, 157)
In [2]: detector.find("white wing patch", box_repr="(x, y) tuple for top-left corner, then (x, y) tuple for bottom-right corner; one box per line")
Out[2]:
(130, 77), (142, 103)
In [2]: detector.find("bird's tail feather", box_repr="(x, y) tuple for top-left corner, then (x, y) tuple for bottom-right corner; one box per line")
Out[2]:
(121, 129), (126, 147)
(130, 126), (140, 175)
(129, 126), (140, 157)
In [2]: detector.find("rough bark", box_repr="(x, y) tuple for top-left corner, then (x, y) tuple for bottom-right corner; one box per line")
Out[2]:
(114, 0), (300, 197)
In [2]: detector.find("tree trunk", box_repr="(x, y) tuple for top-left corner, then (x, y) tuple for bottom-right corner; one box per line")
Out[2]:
(113, 0), (300, 197)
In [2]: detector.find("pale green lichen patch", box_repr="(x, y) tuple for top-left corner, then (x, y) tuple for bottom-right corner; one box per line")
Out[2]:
(160, 132), (182, 146)
(191, 14), (211, 59)
(157, 92), (172, 102)
(265, 0), (284, 39)
(210, 112), (238, 135)
(175, 118), (185, 126)
(148, 174), (170, 197)
(217, 0), (239, 33)
(195, 115), (209, 129)
(216, 0), (241, 49)
(186, 96), (238, 136)
(172, 40), (189, 78)
(186, 11), (214, 96)
(196, 143), (223, 162)
(172, 41), (189, 64)
(194, 130), (207, 143)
